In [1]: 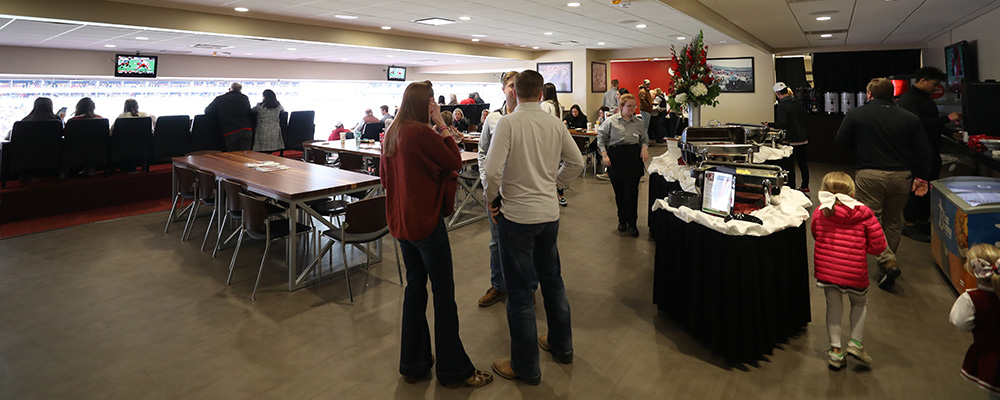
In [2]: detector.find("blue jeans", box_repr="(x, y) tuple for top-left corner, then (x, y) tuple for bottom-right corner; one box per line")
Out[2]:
(640, 111), (651, 132)
(397, 218), (475, 384)
(497, 215), (572, 379)
(489, 213), (505, 292)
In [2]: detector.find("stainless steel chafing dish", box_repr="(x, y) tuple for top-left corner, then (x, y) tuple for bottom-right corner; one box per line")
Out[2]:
(691, 161), (787, 208)
(726, 123), (787, 148)
(679, 125), (758, 167)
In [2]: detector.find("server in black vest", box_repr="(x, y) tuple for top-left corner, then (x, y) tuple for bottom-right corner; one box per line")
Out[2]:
(205, 82), (253, 151)
(898, 66), (962, 243)
(597, 93), (650, 237)
(766, 82), (810, 192)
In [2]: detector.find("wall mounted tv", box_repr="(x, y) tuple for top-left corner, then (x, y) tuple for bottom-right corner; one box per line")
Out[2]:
(945, 40), (977, 94)
(387, 66), (406, 81)
(115, 54), (158, 78)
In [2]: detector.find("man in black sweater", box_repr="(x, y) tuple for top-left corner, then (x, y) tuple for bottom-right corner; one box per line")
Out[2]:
(767, 82), (810, 192)
(836, 78), (932, 290)
(205, 82), (253, 151)
(898, 67), (962, 242)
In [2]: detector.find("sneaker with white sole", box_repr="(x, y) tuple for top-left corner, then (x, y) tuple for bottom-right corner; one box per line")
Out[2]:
(558, 196), (568, 207)
(847, 339), (872, 366)
(828, 348), (845, 370)
(596, 173), (610, 181)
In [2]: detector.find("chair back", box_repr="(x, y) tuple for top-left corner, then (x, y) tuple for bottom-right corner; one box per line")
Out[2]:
(344, 196), (387, 235)
(195, 170), (216, 201)
(238, 192), (268, 236)
(110, 117), (153, 167)
(302, 140), (326, 164)
(338, 152), (365, 171)
(151, 115), (191, 163)
(221, 179), (245, 213)
(284, 111), (315, 151)
(3, 120), (64, 179)
(62, 118), (110, 170)
(191, 114), (224, 152)
(278, 111), (289, 147)
(176, 166), (197, 196)
(361, 122), (384, 141)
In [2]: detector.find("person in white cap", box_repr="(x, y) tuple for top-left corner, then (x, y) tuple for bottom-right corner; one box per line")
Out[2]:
(765, 82), (810, 193)
(328, 120), (353, 141)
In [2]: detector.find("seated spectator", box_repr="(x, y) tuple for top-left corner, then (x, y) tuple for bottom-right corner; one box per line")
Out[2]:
(596, 105), (611, 125)
(69, 97), (102, 120)
(452, 108), (470, 132)
(439, 111), (462, 140)
(473, 92), (485, 104)
(329, 121), (354, 141)
(116, 99), (156, 123)
(5, 97), (61, 140)
(353, 108), (380, 134)
(379, 104), (394, 123)
(438, 95), (446, 105)
(480, 109), (490, 131)
(563, 104), (588, 129)
(448, 94), (459, 105)
(459, 93), (476, 105)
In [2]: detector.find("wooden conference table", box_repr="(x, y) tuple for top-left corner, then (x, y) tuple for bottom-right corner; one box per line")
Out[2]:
(303, 140), (484, 230)
(172, 151), (381, 291)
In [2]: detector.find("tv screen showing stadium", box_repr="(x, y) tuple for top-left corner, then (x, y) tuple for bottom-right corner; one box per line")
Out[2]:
(115, 55), (158, 78)
(387, 66), (406, 81)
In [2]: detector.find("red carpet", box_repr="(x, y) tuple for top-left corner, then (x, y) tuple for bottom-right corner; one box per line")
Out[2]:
(0, 197), (173, 239)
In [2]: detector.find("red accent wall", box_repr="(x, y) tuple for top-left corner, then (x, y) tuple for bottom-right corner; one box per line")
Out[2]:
(609, 60), (677, 97)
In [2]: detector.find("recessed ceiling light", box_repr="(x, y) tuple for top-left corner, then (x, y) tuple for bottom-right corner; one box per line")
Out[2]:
(381, 26), (392, 30)
(567, 2), (581, 6)
(597, 42), (605, 45)
(520, 44), (527, 47)
(820, 34), (833, 38)
(104, 44), (116, 48)
(532, 46), (540, 49)
(816, 16), (831, 21)
(245, 53), (253, 55)
(387, 55), (394, 58)
(335, 15), (358, 20)
(636, 24), (647, 29)
(720, 40), (727, 43)
(455, 60), (461, 62)
(677, 37), (686, 40)
(341, 58), (347, 61)
(413, 17), (456, 26)
(135, 36), (149, 40)
(471, 34), (487, 38)
(653, 58), (659, 61)
(544, 32), (554, 35)
(459, 16), (471, 21)
(234, 7), (249, 12)
(471, 38), (480, 42)
(287, 47), (297, 50)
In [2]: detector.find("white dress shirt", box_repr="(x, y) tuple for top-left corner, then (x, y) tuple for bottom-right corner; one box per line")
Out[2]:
(484, 102), (584, 225)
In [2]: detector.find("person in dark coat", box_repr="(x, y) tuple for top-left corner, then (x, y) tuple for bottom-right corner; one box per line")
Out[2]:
(767, 82), (810, 192)
(898, 66), (962, 243)
(205, 82), (253, 151)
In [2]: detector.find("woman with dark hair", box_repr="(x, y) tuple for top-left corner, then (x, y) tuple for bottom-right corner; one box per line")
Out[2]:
(251, 89), (285, 152)
(438, 95), (446, 105)
(22, 97), (61, 122)
(70, 97), (102, 120)
(562, 104), (588, 129)
(540, 83), (562, 119)
(381, 80), (493, 389)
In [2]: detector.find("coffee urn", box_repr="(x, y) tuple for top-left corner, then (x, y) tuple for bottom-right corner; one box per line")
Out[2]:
(824, 92), (840, 114)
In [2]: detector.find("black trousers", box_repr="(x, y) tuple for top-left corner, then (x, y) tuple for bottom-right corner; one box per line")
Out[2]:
(787, 143), (810, 189)
(224, 130), (253, 151)
(608, 144), (644, 228)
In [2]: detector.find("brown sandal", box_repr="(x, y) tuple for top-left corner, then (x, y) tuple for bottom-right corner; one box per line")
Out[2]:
(442, 369), (493, 388)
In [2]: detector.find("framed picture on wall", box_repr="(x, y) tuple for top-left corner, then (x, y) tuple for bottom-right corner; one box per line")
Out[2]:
(537, 62), (573, 93)
(591, 62), (607, 93)
(707, 57), (755, 93)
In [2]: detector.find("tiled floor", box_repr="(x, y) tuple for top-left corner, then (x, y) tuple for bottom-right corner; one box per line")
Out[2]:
(0, 147), (984, 399)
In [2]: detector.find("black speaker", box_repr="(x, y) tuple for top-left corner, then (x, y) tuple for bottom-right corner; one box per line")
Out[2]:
(963, 82), (1000, 136)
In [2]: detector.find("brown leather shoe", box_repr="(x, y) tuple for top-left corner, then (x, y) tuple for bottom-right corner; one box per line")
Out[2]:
(441, 369), (494, 388)
(491, 359), (540, 385)
(478, 287), (507, 307)
(538, 335), (573, 364)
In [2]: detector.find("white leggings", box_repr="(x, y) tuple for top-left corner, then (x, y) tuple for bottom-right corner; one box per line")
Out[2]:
(824, 286), (867, 348)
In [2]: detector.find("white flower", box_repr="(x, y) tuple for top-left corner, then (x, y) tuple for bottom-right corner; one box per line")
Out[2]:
(674, 93), (688, 104)
(691, 82), (708, 97)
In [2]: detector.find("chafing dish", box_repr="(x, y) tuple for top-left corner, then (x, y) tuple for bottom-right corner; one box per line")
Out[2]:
(725, 123), (787, 148)
(691, 161), (786, 209)
(679, 125), (758, 166)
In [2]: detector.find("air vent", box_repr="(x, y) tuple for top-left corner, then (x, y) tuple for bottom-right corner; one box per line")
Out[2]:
(190, 44), (233, 50)
(787, 0), (826, 3)
(551, 40), (583, 46)
(803, 29), (848, 35)
(415, 59), (440, 63)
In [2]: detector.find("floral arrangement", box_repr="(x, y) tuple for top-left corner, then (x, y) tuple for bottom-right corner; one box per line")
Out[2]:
(666, 30), (722, 111)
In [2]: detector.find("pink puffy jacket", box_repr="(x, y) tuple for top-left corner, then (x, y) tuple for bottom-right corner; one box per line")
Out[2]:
(810, 204), (887, 290)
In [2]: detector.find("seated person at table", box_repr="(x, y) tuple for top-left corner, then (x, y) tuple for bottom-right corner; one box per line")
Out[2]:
(448, 93), (459, 105)
(439, 111), (463, 140)
(70, 97), (102, 120)
(459, 93), (476, 105)
(379, 104), (394, 123)
(480, 109), (490, 131)
(562, 104), (588, 129)
(452, 108), (470, 132)
(352, 108), (380, 135)
(329, 121), (354, 141)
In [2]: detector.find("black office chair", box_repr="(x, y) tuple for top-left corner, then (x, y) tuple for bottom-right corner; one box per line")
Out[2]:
(190, 114), (224, 152)
(284, 111), (315, 152)
(111, 117), (154, 172)
(151, 115), (191, 164)
(360, 122), (384, 141)
(62, 118), (110, 177)
(1, 120), (63, 188)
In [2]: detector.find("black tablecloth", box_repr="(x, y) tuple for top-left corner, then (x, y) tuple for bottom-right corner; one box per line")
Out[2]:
(648, 173), (680, 241)
(653, 210), (811, 366)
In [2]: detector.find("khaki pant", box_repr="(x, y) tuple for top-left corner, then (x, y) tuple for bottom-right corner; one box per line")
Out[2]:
(854, 169), (912, 268)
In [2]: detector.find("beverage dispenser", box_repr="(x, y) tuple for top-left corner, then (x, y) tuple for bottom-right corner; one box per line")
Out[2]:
(824, 92), (840, 114)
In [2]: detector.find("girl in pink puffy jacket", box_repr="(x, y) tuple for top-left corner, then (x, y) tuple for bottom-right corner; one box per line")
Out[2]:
(811, 171), (887, 370)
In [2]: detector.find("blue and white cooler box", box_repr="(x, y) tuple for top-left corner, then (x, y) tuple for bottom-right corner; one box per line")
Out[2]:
(931, 176), (1000, 292)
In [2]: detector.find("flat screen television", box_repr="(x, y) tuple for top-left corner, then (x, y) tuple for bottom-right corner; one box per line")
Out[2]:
(387, 66), (406, 81)
(945, 41), (977, 95)
(115, 54), (158, 78)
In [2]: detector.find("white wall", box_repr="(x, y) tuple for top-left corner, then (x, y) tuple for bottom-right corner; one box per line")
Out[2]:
(699, 44), (775, 125)
(925, 6), (1000, 82)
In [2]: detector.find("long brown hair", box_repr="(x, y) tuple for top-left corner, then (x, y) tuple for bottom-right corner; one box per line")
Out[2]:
(123, 99), (139, 116)
(383, 80), (433, 157)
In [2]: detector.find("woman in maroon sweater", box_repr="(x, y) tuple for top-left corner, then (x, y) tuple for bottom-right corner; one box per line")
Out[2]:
(380, 81), (493, 388)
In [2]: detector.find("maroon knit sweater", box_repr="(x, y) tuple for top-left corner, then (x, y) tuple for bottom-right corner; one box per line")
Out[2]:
(810, 204), (887, 290)
(380, 123), (461, 241)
